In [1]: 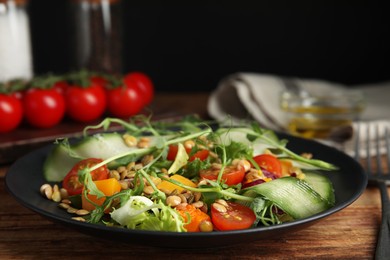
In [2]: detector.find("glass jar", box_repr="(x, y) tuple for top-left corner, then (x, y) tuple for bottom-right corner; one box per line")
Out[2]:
(0, 0), (33, 83)
(69, 0), (123, 74)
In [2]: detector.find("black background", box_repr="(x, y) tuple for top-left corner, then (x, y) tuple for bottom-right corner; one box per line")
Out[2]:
(29, 0), (390, 92)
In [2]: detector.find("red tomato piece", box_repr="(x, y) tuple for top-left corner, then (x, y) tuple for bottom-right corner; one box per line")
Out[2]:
(65, 84), (107, 122)
(252, 154), (283, 178)
(62, 158), (109, 196)
(189, 149), (210, 162)
(200, 165), (245, 185)
(211, 201), (256, 231)
(0, 94), (23, 133)
(106, 84), (144, 118)
(166, 145), (191, 161)
(124, 72), (154, 105)
(23, 88), (66, 128)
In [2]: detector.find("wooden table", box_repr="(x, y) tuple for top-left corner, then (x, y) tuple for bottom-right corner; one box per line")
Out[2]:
(0, 92), (384, 259)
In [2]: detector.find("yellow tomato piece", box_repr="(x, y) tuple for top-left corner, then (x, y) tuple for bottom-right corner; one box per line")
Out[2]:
(82, 178), (122, 212)
(280, 159), (293, 176)
(157, 174), (196, 193)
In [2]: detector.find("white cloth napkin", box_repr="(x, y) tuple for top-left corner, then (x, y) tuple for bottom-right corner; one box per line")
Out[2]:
(208, 72), (390, 157)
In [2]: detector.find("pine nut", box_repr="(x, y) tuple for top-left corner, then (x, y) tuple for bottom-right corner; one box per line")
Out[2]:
(67, 207), (78, 214)
(192, 201), (204, 208)
(110, 170), (120, 180)
(184, 140), (195, 150)
(123, 134), (138, 147)
(40, 184), (53, 200)
(61, 199), (71, 204)
(215, 199), (228, 207)
(58, 203), (70, 209)
(212, 202), (227, 213)
(76, 209), (90, 216)
(166, 195), (182, 207)
(175, 194), (185, 204)
(60, 188), (69, 199)
(71, 217), (86, 222)
(143, 185), (154, 195)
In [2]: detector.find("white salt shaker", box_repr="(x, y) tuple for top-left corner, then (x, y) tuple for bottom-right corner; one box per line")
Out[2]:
(0, 0), (33, 83)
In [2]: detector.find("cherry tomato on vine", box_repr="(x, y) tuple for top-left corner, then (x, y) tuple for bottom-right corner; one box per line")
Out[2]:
(62, 158), (109, 196)
(0, 94), (24, 133)
(252, 154), (283, 178)
(200, 165), (245, 185)
(52, 80), (69, 95)
(23, 88), (66, 128)
(65, 83), (107, 122)
(106, 84), (144, 118)
(211, 201), (256, 231)
(124, 72), (154, 105)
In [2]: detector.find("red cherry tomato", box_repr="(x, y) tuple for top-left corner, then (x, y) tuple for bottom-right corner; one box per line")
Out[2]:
(200, 165), (245, 185)
(65, 84), (107, 122)
(23, 88), (65, 128)
(52, 80), (69, 95)
(0, 94), (24, 133)
(211, 201), (256, 231)
(124, 72), (154, 105)
(252, 154), (283, 178)
(106, 84), (144, 118)
(62, 158), (109, 196)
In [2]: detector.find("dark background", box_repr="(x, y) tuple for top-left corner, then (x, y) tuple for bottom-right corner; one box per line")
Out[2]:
(29, 0), (390, 92)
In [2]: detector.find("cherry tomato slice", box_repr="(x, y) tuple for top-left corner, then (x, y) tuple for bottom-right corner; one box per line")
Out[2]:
(252, 154), (283, 178)
(199, 165), (245, 185)
(62, 158), (109, 196)
(211, 201), (256, 231)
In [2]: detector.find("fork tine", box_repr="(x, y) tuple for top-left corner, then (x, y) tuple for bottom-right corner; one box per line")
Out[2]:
(366, 122), (372, 173)
(354, 122), (361, 161)
(375, 124), (382, 176)
(386, 127), (390, 171)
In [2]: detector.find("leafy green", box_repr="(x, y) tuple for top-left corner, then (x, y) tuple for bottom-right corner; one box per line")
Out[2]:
(110, 196), (186, 232)
(181, 157), (211, 179)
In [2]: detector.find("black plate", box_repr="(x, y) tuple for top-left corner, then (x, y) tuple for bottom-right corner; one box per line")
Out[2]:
(5, 133), (367, 248)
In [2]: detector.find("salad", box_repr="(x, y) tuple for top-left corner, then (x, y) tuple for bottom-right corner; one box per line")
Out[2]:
(40, 116), (337, 232)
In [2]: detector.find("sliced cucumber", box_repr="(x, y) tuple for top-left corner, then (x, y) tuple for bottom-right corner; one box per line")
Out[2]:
(43, 133), (155, 182)
(303, 171), (335, 205)
(43, 142), (81, 182)
(241, 176), (333, 220)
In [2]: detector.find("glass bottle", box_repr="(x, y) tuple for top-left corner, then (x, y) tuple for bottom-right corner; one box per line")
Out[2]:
(69, 0), (123, 74)
(0, 0), (33, 83)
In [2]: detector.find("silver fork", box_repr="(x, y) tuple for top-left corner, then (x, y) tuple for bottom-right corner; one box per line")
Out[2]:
(354, 123), (390, 260)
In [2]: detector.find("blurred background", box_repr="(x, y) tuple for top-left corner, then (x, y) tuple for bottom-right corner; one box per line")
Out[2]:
(29, 0), (390, 92)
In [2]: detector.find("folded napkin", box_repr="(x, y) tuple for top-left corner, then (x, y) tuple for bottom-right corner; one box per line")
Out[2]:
(208, 72), (390, 157)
